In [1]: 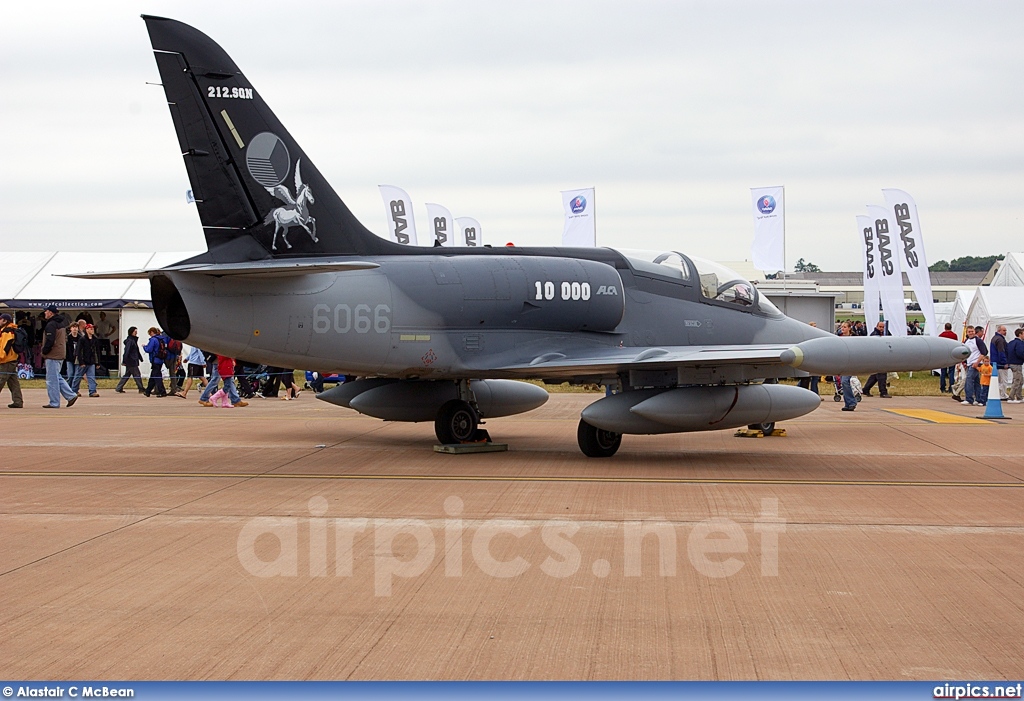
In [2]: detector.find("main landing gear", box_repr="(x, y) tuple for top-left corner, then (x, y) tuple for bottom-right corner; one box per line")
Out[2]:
(434, 380), (490, 444)
(435, 399), (481, 444)
(577, 419), (622, 458)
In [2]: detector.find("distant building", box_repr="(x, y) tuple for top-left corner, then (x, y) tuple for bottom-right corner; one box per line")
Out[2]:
(784, 270), (989, 307)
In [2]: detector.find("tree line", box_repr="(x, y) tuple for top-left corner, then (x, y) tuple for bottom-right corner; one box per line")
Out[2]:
(928, 255), (1004, 272)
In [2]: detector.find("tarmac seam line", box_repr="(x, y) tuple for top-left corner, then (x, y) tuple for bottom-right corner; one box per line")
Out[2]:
(2, 470), (1024, 488)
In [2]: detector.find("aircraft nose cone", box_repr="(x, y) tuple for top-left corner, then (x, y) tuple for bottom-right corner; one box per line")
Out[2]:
(952, 344), (969, 362)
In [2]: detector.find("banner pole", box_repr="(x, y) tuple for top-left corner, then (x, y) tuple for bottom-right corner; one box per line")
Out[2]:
(782, 186), (787, 290)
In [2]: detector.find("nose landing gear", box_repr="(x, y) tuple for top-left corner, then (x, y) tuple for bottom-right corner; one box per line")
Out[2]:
(577, 419), (622, 458)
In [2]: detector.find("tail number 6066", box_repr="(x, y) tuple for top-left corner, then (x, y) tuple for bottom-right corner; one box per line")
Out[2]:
(313, 304), (391, 334)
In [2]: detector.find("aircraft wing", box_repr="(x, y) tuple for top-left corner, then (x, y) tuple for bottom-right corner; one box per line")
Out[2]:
(504, 334), (968, 379)
(502, 344), (794, 379)
(59, 260), (380, 280)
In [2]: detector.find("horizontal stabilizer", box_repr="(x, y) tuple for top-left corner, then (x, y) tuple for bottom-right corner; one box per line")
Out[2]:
(60, 259), (380, 280)
(58, 269), (152, 280)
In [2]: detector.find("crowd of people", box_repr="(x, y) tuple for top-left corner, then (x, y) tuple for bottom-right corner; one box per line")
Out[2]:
(833, 318), (927, 336)
(950, 324), (1024, 406)
(0, 306), (307, 409)
(129, 325), (305, 408)
(830, 319), (1024, 411)
(4, 308), (119, 378)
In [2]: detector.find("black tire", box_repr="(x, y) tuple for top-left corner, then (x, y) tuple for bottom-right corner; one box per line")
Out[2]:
(577, 419), (622, 458)
(833, 393), (842, 402)
(435, 400), (479, 444)
(747, 421), (776, 434)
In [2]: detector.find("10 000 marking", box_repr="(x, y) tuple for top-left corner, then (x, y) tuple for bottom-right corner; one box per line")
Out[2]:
(534, 281), (592, 301)
(313, 304), (391, 334)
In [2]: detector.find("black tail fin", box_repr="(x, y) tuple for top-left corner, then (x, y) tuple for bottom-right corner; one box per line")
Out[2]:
(143, 16), (396, 260)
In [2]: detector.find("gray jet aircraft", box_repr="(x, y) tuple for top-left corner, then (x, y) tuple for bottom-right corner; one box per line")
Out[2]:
(73, 17), (968, 457)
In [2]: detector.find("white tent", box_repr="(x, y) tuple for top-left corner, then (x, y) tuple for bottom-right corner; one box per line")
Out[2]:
(990, 252), (1024, 287)
(0, 251), (199, 377)
(949, 289), (977, 339)
(965, 287), (1024, 341)
(933, 301), (955, 329)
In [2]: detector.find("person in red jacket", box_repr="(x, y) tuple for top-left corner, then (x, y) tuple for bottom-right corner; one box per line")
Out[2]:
(199, 355), (248, 407)
(938, 322), (959, 393)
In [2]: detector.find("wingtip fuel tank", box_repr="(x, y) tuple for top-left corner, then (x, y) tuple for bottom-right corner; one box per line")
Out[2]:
(781, 335), (968, 376)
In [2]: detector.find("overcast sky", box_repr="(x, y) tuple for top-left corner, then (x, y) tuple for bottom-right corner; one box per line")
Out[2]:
(1, 0), (1021, 270)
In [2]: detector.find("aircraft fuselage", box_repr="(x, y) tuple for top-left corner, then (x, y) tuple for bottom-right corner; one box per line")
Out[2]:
(159, 247), (825, 384)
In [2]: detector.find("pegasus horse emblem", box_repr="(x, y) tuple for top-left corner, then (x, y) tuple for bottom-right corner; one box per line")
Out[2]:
(264, 159), (318, 250)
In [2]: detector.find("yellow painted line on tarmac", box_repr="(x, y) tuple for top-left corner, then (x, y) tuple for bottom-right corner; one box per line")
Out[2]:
(1, 470), (1022, 489)
(882, 409), (992, 425)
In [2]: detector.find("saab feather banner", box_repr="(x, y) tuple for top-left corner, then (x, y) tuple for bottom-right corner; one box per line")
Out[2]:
(882, 189), (936, 336)
(378, 185), (418, 246)
(857, 214), (881, 333)
(455, 217), (482, 247)
(866, 204), (907, 336)
(425, 203), (455, 247)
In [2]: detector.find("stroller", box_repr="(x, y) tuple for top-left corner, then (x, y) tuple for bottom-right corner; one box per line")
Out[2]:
(831, 375), (863, 403)
(235, 362), (270, 399)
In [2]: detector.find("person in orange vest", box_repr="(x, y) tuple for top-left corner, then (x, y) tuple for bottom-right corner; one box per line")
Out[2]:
(0, 313), (24, 409)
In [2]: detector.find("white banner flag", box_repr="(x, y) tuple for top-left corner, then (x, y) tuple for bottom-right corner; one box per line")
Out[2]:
(856, 214), (881, 332)
(866, 204), (907, 337)
(425, 203), (455, 247)
(882, 189), (936, 336)
(378, 185), (418, 246)
(561, 188), (595, 247)
(750, 186), (785, 272)
(455, 217), (481, 247)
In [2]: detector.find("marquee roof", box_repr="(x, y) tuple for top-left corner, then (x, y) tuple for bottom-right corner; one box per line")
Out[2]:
(0, 252), (199, 308)
(990, 252), (1024, 287)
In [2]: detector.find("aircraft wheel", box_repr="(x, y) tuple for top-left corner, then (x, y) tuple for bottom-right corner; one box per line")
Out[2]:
(577, 419), (622, 458)
(748, 421), (776, 434)
(435, 400), (479, 444)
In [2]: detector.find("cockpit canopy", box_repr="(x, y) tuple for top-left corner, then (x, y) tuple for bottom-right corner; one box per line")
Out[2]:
(617, 249), (782, 316)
